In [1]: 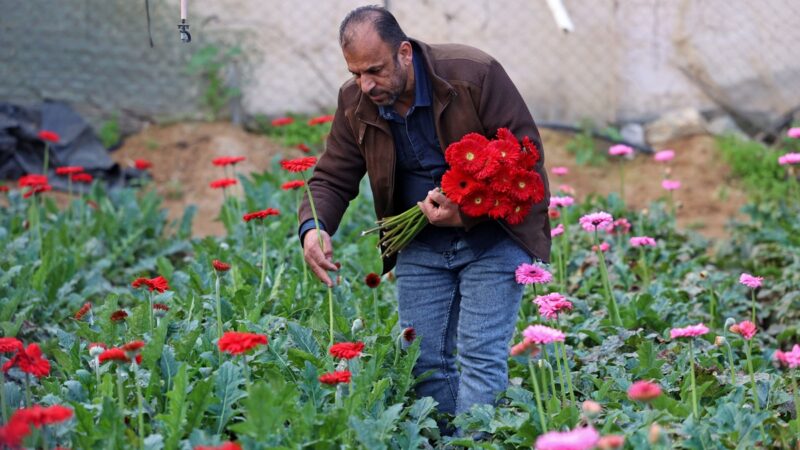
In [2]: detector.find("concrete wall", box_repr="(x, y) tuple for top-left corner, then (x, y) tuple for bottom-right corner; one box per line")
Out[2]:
(2, 0), (799, 127)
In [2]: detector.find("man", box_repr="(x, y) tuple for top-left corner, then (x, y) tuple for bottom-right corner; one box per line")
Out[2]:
(298, 5), (550, 419)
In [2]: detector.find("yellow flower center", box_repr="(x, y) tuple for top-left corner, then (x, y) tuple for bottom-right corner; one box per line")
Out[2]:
(518, 181), (526, 189)
(474, 197), (482, 205)
(466, 152), (475, 161)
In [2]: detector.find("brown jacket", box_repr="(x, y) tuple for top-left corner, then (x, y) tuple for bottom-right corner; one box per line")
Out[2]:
(299, 39), (551, 273)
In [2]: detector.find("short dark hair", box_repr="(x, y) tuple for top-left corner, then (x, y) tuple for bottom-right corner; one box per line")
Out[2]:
(339, 5), (408, 51)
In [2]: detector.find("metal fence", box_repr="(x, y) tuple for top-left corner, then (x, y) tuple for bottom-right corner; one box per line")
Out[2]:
(1, 0), (799, 132)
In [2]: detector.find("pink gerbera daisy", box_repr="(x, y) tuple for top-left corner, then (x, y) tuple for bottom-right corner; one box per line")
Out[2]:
(729, 320), (757, 340)
(608, 144), (634, 157)
(739, 273), (763, 289)
(774, 344), (800, 369)
(551, 223), (564, 237)
(670, 323), (710, 339)
(522, 324), (565, 344)
(661, 179), (681, 191)
(630, 236), (657, 247)
(653, 150), (675, 162)
(535, 426), (599, 450)
(515, 263), (553, 285)
(579, 212), (614, 232)
(549, 196), (575, 208)
(533, 293), (574, 320)
(551, 166), (569, 176)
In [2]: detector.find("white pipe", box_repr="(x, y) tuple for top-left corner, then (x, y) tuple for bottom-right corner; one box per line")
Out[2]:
(545, 0), (575, 33)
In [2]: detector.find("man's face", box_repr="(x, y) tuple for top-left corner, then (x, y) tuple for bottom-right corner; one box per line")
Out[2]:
(342, 26), (411, 106)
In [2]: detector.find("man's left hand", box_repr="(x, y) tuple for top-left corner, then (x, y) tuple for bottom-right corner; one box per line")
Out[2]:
(418, 188), (464, 227)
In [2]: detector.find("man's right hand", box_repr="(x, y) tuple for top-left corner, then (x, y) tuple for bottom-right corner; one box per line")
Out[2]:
(303, 229), (338, 287)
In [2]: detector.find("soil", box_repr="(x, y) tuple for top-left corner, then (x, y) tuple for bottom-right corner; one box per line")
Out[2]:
(5, 122), (748, 240)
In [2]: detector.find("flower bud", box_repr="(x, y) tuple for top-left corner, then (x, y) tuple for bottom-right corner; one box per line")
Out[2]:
(597, 435), (625, 449)
(648, 423), (662, 444)
(351, 317), (364, 334)
(581, 400), (602, 417)
(714, 336), (726, 347)
(699, 270), (708, 280)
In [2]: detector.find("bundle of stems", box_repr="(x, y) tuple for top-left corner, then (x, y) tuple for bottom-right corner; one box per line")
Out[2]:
(362, 205), (427, 258)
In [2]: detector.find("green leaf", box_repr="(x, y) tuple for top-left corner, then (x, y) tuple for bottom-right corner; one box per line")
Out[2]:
(209, 361), (247, 433)
(287, 321), (320, 356)
(156, 363), (188, 450)
(350, 403), (404, 450)
(184, 376), (214, 435)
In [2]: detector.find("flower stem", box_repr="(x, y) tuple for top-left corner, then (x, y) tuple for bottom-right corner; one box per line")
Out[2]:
(750, 290), (757, 324)
(549, 345), (567, 406)
(372, 289), (379, 329)
(0, 369), (7, 423)
(559, 341), (576, 407)
(724, 341), (736, 385)
(42, 142), (50, 175)
(301, 173), (335, 347)
(116, 370), (125, 412)
(256, 232), (267, 301)
(792, 370), (800, 435)
(215, 273), (223, 340)
(745, 340), (760, 412)
(148, 291), (154, 334)
(595, 232), (622, 327)
(136, 376), (145, 449)
(689, 340), (699, 418)
(24, 373), (31, 407)
(528, 359), (548, 432)
(638, 247), (650, 289)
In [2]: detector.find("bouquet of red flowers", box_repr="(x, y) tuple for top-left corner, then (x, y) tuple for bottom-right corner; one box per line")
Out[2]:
(364, 128), (545, 257)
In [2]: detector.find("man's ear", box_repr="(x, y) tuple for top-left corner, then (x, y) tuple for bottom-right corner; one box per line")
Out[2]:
(398, 41), (413, 65)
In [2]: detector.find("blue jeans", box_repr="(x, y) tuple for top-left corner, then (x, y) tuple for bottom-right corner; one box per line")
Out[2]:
(395, 223), (529, 415)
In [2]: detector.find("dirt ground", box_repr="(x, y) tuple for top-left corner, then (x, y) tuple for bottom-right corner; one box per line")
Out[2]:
(7, 122), (747, 240)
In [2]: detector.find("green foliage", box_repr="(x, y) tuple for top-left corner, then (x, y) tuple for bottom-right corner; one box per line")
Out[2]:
(252, 113), (333, 150)
(717, 134), (794, 202)
(186, 44), (242, 121)
(564, 119), (608, 166)
(97, 115), (121, 149)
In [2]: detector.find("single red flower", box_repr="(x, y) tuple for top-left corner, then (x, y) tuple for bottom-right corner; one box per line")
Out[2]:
(131, 275), (169, 293)
(121, 341), (145, 354)
(18, 174), (48, 187)
(0, 409), (32, 447)
(212, 156), (246, 166)
(329, 342), (365, 360)
(38, 130), (60, 143)
(483, 139), (520, 172)
(134, 159), (153, 170)
(2, 343), (50, 378)
(55, 166), (84, 176)
(212, 259), (231, 272)
(488, 195), (514, 220)
(401, 327), (416, 344)
(0, 337), (23, 353)
(460, 132), (490, 146)
(627, 380), (662, 402)
(364, 272), (381, 288)
(74, 302), (91, 320)
(152, 303), (170, 312)
(440, 168), (479, 204)
(281, 180), (305, 190)
(297, 143), (311, 153)
(0, 185), (8, 193)
(194, 443), (243, 450)
(308, 114), (334, 126)
(110, 310), (128, 322)
(505, 202), (532, 225)
(209, 178), (238, 189)
(218, 332), (268, 355)
(22, 184), (52, 199)
(459, 186), (493, 217)
(271, 117), (294, 127)
(507, 169), (539, 202)
(445, 138), (488, 176)
(70, 172), (93, 184)
(98, 348), (129, 363)
(318, 370), (352, 385)
(242, 208), (280, 222)
(280, 156), (317, 173)
(15, 404), (73, 428)
(520, 136), (541, 168)
(548, 208), (560, 220)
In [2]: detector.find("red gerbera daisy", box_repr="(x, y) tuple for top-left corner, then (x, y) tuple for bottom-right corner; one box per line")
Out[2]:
(74, 302), (91, 320)
(98, 348), (129, 363)
(218, 331), (268, 355)
(134, 159), (152, 170)
(18, 174), (48, 187)
(280, 156), (317, 173)
(444, 139), (487, 176)
(0, 185), (8, 192)
(212, 156), (246, 166)
(110, 310), (128, 322)
(520, 136), (541, 168)
(495, 128), (518, 146)
(2, 343), (50, 378)
(488, 194), (514, 220)
(329, 342), (365, 360)
(505, 202), (532, 225)
(242, 208), (280, 222)
(195, 442), (243, 450)
(70, 173), (93, 184)
(132, 275), (169, 293)
(271, 117), (294, 127)
(440, 168), (478, 204)
(152, 303), (170, 312)
(0, 337), (23, 353)
(121, 341), (145, 354)
(318, 370), (352, 385)
(459, 186), (493, 217)
(281, 180), (305, 190)
(55, 166), (84, 176)
(401, 327), (416, 344)
(486, 139), (521, 167)
(364, 272), (381, 288)
(308, 114), (334, 126)
(213, 259), (231, 272)
(23, 184), (52, 199)
(14, 404), (73, 428)
(297, 143), (311, 153)
(507, 169), (538, 202)
(460, 132), (490, 146)
(38, 130), (60, 143)
(209, 178), (237, 189)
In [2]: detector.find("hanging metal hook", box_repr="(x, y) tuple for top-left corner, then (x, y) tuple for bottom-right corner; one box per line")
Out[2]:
(178, 0), (191, 43)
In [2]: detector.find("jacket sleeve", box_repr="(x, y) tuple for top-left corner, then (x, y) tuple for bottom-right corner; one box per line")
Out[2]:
(298, 87), (367, 237)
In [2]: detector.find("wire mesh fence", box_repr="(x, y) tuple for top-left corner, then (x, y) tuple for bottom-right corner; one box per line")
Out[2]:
(1, 0), (798, 132)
